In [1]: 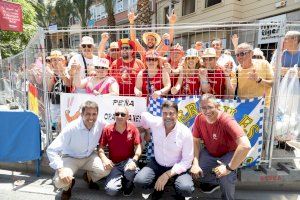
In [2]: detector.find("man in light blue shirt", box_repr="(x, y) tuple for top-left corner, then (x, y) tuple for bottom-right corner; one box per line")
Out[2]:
(47, 100), (110, 200)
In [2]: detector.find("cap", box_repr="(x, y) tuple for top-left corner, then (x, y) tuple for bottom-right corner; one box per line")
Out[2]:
(93, 58), (109, 69)
(81, 36), (95, 46)
(185, 48), (199, 57)
(202, 48), (217, 58)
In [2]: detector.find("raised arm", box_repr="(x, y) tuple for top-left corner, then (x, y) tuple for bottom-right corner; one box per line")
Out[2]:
(98, 32), (110, 58)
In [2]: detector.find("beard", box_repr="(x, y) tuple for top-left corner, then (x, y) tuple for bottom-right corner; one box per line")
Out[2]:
(122, 53), (129, 60)
(147, 43), (155, 49)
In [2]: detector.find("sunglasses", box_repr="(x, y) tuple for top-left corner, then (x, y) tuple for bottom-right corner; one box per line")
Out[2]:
(146, 58), (158, 62)
(186, 57), (197, 60)
(115, 112), (126, 117)
(252, 55), (263, 59)
(203, 57), (215, 61)
(94, 66), (107, 70)
(82, 44), (93, 48)
(121, 46), (132, 50)
(236, 51), (250, 57)
(110, 48), (120, 52)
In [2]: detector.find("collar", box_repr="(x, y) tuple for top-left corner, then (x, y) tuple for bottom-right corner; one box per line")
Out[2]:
(78, 117), (95, 131)
(113, 122), (130, 134)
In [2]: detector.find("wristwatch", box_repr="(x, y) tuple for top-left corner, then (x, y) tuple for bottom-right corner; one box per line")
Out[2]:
(132, 159), (138, 164)
(256, 77), (262, 83)
(226, 164), (235, 172)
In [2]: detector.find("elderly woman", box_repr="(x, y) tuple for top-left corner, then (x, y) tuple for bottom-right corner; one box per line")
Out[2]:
(171, 48), (204, 96)
(134, 51), (171, 99)
(73, 58), (119, 95)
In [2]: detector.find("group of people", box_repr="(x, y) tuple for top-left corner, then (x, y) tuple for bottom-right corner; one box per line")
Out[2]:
(47, 94), (251, 200)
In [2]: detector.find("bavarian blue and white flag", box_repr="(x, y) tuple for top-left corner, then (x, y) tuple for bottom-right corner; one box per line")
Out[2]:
(146, 96), (264, 167)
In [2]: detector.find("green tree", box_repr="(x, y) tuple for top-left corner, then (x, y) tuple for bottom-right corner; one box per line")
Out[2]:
(136, 0), (152, 25)
(73, 0), (94, 28)
(0, 0), (38, 59)
(103, 0), (116, 41)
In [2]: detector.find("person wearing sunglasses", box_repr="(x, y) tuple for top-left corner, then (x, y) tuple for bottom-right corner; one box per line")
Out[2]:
(98, 32), (120, 65)
(191, 94), (251, 199)
(47, 101), (111, 200)
(109, 38), (145, 96)
(99, 106), (142, 197)
(73, 58), (119, 95)
(199, 48), (235, 99)
(134, 100), (194, 200)
(134, 50), (171, 99)
(171, 48), (203, 96)
(67, 36), (99, 86)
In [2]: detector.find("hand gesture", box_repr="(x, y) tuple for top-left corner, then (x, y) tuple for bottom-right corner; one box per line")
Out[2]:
(171, 87), (179, 95)
(58, 168), (74, 185)
(248, 68), (259, 81)
(167, 9), (177, 24)
(101, 32), (109, 41)
(162, 62), (172, 74)
(190, 164), (203, 179)
(221, 61), (233, 77)
(154, 173), (169, 191)
(93, 90), (100, 96)
(199, 68), (208, 79)
(128, 11), (138, 24)
(213, 164), (231, 178)
(124, 160), (137, 171)
(103, 158), (114, 171)
(231, 34), (239, 47)
(152, 90), (162, 99)
(135, 88), (142, 97)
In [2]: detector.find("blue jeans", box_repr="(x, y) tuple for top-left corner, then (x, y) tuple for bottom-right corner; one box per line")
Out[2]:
(134, 158), (194, 198)
(199, 149), (237, 200)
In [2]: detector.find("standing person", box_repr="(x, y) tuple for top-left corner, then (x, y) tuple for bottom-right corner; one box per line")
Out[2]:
(46, 101), (110, 200)
(134, 101), (194, 200)
(212, 38), (237, 71)
(281, 31), (300, 74)
(109, 38), (145, 96)
(191, 94), (251, 200)
(99, 106), (142, 196)
(98, 32), (121, 65)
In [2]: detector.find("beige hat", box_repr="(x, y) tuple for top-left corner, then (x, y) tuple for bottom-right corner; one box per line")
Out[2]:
(109, 42), (119, 49)
(253, 48), (265, 60)
(93, 58), (109, 69)
(142, 32), (161, 46)
(50, 50), (64, 59)
(202, 48), (217, 58)
(81, 36), (95, 46)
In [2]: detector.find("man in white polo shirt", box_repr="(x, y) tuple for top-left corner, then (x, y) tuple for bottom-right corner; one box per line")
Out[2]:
(47, 100), (110, 200)
(134, 100), (194, 200)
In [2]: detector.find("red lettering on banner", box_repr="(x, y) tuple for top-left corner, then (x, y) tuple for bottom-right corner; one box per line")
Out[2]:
(259, 175), (282, 182)
(0, 1), (23, 32)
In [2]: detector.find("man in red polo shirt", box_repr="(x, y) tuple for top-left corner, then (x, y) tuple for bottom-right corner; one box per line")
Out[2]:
(109, 38), (145, 96)
(190, 94), (251, 200)
(99, 106), (142, 196)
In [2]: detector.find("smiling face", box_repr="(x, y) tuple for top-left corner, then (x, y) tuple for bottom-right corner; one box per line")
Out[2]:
(200, 99), (219, 123)
(115, 106), (129, 125)
(147, 35), (156, 49)
(236, 47), (253, 67)
(203, 57), (217, 70)
(162, 106), (177, 130)
(81, 107), (98, 129)
(81, 44), (94, 58)
(121, 44), (133, 60)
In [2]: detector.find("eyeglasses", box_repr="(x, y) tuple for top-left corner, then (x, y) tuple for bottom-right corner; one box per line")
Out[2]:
(94, 66), (107, 70)
(146, 58), (158, 62)
(115, 112), (126, 117)
(252, 55), (263, 59)
(203, 57), (215, 61)
(82, 44), (93, 48)
(236, 51), (250, 57)
(110, 48), (120, 52)
(121, 46), (132, 51)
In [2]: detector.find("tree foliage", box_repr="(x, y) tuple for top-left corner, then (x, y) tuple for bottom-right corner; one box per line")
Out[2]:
(103, 0), (116, 41)
(0, 0), (38, 59)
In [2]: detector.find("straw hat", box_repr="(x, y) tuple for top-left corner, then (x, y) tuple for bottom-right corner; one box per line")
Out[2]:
(81, 36), (95, 46)
(109, 42), (119, 49)
(49, 50), (64, 59)
(118, 38), (136, 51)
(142, 32), (161, 46)
(202, 48), (217, 58)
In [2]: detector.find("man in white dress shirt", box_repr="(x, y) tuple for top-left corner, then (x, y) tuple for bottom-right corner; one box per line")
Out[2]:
(47, 100), (110, 200)
(134, 100), (194, 200)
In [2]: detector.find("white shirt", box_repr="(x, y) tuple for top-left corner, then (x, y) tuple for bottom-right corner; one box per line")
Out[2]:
(46, 117), (107, 170)
(141, 112), (193, 175)
(67, 53), (99, 79)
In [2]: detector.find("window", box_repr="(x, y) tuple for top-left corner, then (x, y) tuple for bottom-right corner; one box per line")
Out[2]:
(205, 0), (222, 8)
(164, 6), (169, 24)
(115, 0), (124, 13)
(182, 0), (195, 16)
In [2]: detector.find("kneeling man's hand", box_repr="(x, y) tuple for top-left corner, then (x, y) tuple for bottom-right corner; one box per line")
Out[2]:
(103, 158), (114, 171)
(154, 173), (169, 191)
(190, 164), (203, 179)
(58, 168), (73, 185)
(125, 160), (137, 171)
(214, 164), (231, 178)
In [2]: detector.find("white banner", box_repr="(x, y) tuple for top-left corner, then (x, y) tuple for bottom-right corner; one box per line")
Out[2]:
(60, 93), (147, 128)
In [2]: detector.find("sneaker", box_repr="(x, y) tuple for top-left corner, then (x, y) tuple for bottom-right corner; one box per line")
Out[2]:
(61, 179), (75, 200)
(151, 190), (163, 200)
(83, 172), (99, 190)
(199, 183), (220, 194)
(123, 185), (134, 196)
(142, 193), (151, 199)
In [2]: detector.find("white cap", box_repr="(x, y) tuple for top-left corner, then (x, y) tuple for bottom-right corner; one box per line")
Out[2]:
(93, 58), (109, 69)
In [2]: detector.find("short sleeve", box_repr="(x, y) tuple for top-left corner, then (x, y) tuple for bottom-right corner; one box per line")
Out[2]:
(223, 115), (245, 140)
(192, 115), (202, 139)
(132, 125), (142, 145)
(99, 128), (108, 147)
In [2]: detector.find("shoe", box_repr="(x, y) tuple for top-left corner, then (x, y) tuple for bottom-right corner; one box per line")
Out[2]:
(123, 184), (134, 196)
(199, 183), (220, 194)
(151, 190), (163, 200)
(83, 172), (99, 190)
(61, 179), (75, 200)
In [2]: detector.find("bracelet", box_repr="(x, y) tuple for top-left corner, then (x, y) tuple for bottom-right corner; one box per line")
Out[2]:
(256, 77), (262, 83)
(165, 172), (171, 178)
(226, 164), (235, 172)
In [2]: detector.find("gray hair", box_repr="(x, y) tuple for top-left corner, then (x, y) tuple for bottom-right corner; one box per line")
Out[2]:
(285, 31), (300, 44)
(81, 100), (99, 114)
(201, 93), (219, 105)
(237, 43), (253, 52)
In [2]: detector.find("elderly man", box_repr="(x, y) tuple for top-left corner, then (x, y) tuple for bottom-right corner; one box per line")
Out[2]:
(109, 38), (145, 96)
(47, 101), (110, 200)
(68, 36), (99, 85)
(134, 100), (194, 200)
(99, 106), (142, 196)
(200, 48), (235, 98)
(191, 94), (251, 200)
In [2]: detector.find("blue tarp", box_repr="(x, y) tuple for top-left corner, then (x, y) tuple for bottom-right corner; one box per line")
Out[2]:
(0, 111), (41, 162)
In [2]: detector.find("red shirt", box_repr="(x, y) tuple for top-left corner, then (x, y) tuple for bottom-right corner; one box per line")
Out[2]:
(106, 54), (116, 65)
(207, 68), (226, 98)
(141, 69), (164, 97)
(179, 75), (201, 95)
(109, 58), (144, 96)
(192, 112), (244, 157)
(100, 122), (141, 163)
